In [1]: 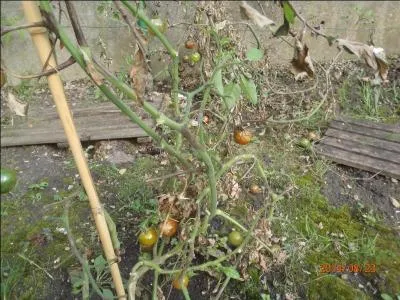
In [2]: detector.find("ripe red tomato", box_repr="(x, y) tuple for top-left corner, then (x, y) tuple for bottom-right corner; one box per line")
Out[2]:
(159, 218), (178, 237)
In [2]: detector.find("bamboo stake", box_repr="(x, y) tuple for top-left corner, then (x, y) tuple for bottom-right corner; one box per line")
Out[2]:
(21, 2), (126, 299)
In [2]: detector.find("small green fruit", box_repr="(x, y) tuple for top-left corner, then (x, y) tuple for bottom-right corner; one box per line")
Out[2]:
(190, 52), (201, 63)
(1, 168), (17, 194)
(228, 231), (243, 247)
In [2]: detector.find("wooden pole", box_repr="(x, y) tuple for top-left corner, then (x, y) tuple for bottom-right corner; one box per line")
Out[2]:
(21, 2), (126, 299)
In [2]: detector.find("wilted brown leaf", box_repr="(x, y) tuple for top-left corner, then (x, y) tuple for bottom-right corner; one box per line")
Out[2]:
(240, 1), (275, 28)
(291, 33), (315, 81)
(7, 92), (28, 116)
(158, 193), (197, 220)
(337, 39), (389, 83)
(130, 47), (153, 101)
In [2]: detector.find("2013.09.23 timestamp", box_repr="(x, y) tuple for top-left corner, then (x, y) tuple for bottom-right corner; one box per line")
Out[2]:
(319, 263), (376, 273)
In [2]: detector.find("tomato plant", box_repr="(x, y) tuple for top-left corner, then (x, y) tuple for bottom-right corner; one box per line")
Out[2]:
(1, 168), (17, 194)
(159, 218), (178, 237)
(172, 274), (189, 289)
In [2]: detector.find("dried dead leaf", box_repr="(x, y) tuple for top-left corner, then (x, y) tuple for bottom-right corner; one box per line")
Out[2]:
(229, 181), (241, 199)
(7, 92), (28, 116)
(215, 20), (227, 31)
(291, 38), (315, 81)
(130, 47), (153, 101)
(390, 196), (400, 208)
(337, 39), (389, 83)
(240, 1), (275, 28)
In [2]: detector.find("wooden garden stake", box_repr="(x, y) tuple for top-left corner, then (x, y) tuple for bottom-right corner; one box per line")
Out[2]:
(21, 2), (126, 299)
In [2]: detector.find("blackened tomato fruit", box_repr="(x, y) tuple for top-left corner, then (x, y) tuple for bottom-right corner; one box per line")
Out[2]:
(172, 274), (189, 289)
(234, 128), (252, 145)
(159, 218), (178, 237)
(1, 168), (17, 194)
(138, 228), (158, 248)
(185, 40), (196, 49)
(190, 52), (201, 63)
(228, 231), (243, 247)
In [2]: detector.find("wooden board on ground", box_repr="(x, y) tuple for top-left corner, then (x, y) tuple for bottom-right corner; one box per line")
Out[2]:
(1, 93), (164, 147)
(315, 116), (400, 179)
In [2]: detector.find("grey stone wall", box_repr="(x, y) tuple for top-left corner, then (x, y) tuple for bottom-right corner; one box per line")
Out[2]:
(1, 1), (399, 86)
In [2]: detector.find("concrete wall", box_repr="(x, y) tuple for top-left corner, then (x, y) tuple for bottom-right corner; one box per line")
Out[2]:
(1, 1), (399, 86)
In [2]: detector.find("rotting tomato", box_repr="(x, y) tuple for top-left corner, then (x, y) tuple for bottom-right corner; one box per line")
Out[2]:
(1, 168), (17, 194)
(159, 218), (178, 237)
(190, 52), (201, 63)
(234, 128), (252, 145)
(138, 228), (158, 248)
(249, 184), (262, 194)
(185, 40), (196, 49)
(228, 231), (243, 247)
(172, 274), (189, 289)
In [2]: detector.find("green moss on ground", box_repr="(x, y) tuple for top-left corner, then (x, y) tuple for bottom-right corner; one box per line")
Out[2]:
(274, 171), (400, 297)
(308, 276), (369, 300)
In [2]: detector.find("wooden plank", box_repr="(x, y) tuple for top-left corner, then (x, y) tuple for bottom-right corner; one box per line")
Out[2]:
(337, 116), (400, 133)
(315, 143), (400, 179)
(1, 126), (148, 147)
(321, 136), (400, 165)
(330, 120), (400, 143)
(325, 128), (400, 154)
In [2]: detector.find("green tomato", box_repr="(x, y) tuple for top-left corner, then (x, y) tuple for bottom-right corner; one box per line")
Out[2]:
(190, 52), (201, 63)
(148, 18), (167, 36)
(138, 228), (158, 248)
(228, 231), (243, 247)
(1, 168), (17, 194)
(297, 137), (312, 150)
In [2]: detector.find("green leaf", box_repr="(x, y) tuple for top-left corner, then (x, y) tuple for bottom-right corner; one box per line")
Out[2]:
(223, 83), (241, 110)
(240, 75), (258, 105)
(283, 2), (295, 24)
(214, 69), (224, 95)
(220, 266), (241, 280)
(102, 289), (114, 299)
(381, 294), (393, 300)
(246, 48), (264, 61)
(274, 18), (290, 37)
(93, 255), (107, 275)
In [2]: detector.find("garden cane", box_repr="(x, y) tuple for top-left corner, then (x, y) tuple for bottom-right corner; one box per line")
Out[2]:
(21, 2), (126, 299)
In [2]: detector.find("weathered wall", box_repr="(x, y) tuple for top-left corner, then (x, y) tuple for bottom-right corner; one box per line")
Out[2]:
(1, 1), (399, 86)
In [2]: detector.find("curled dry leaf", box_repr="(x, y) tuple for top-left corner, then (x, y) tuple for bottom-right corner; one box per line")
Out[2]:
(240, 1), (275, 28)
(291, 31), (315, 81)
(7, 92), (28, 116)
(130, 47), (153, 101)
(337, 39), (389, 83)
(390, 196), (400, 209)
(158, 193), (197, 220)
